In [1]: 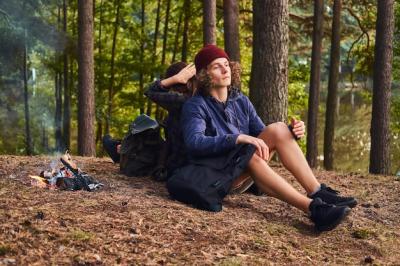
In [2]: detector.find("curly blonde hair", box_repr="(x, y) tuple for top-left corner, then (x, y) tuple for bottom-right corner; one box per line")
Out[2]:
(195, 61), (241, 96)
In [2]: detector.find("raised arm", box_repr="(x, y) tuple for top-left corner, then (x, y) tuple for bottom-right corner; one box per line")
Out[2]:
(144, 64), (196, 112)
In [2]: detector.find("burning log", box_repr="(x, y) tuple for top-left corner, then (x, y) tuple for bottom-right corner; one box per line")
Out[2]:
(29, 151), (104, 191)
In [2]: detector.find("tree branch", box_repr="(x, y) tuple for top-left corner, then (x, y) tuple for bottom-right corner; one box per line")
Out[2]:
(0, 8), (15, 28)
(344, 6), (370, 48)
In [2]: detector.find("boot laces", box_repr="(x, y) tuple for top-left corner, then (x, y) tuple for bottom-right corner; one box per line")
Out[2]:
(325, 186), (339, 194)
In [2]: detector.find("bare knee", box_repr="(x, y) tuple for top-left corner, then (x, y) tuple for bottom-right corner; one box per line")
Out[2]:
(261, 122), (291, 143)
(248, 153), (266, 167)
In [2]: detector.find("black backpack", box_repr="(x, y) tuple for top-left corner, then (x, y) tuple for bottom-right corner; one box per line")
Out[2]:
(119, 114), (166, 177)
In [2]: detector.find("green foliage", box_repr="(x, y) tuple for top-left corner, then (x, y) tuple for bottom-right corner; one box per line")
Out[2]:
(287, 59), (309, 152)
(288, 59), (309, 119)
(391, 95), (400, 135)
(394, 0), (400, 81)
(359, 90), (373, 105)
(0, 0), (397, 175)
(352, 43), (375, 77)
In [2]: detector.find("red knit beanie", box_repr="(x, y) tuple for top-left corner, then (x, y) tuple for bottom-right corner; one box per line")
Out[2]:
(194, 44), (230, 72)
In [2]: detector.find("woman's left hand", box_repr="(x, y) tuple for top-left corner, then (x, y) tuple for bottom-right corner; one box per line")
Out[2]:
(290, 118), (305, 139)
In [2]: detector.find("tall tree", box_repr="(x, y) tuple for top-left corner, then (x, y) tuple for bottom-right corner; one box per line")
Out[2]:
(250, 0), (289, 124)
(62, 0), (70, 149)
(55, 72), (63, 151)
(146, 0), (162, 116)
(77, 0), (96, 156)
(95, 0), (107, 143)
(181, 0), (190, 61)
(306, 0), (324, 168)
(369, 0), (394, 174)
(203, 0), (216, 45)
(161, 0), (171, 66)
(155, 0), (171, 120)
(23, 29), (32, 155)
(105, 0), (121, 135)
(172, 8), (183, 63)
(138, 0), (146, 114)
(223, 0), (240, 62)
(55, 6), (63, 151)
(324, 0), (341, 170)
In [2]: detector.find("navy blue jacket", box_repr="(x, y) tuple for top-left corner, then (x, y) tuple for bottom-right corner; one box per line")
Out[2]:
(181, 88), (265, 157)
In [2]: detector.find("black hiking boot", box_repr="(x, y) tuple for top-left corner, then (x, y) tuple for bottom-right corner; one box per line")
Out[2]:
(102, 135), (121, 163)
(309, 198), (351, 232)
(309, 184), (357, 208)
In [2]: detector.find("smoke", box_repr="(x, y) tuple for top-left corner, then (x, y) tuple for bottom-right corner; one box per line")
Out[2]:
(0, 0), (67, 51)
(0, 0), (72, 155)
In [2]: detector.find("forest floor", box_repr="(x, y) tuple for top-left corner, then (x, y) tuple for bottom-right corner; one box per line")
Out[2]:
(0, 155), (400, 265)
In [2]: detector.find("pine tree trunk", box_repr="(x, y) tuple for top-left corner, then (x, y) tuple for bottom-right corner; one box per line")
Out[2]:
(23, 30), (32, 155)
(161, 0), (171, 66)
(223, 0), (240, 62)
(105, 0), (121, 135)
(249, 0), (289, 125)
(139, 0), (146, 114)
(306, 0), (324, 168)
(181, 0), (190, 62)
(156, 0), (171, 120)
(95, 0), (104, 144)
(323, 0), (341, 170)
(54, 6), (63, 152)
(62, 0), (70, 150)
(42, 121), (49, 153)
(203, 0), (216, 45)
(55, 72), (63, 151)
(146, 0), (161, 116)
(172, 8), (183, 63)
(369, 0), (394, 174)
(77, 0), (96, 156)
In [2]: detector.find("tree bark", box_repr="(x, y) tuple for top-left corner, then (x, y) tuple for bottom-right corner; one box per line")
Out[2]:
(77, 0), (96, 156)
(156, 0), (172, 120)
(105, 0), (121, 135)
(139, 0), (146, 114)
(203, 0), (216, 45)
(306, 0), (324, 168)
(62, 0), (70, 150)
(323, 0), (341, 170)
(369, 0), (394, 174)
(55, 6), (63, 152)
(161, 0), (171, 66)
(181, 0), (190, 62)
(249, 0), (289, 125)
(223, 0), (240, 62)
(55, 72), (63, 151)
(172, 8), (183, 63)
(95, 0), (104, 144)
(146, 0), (162, 116)
(23, 30), (32, 155)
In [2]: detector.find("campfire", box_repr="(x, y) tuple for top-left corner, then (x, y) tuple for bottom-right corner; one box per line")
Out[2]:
(30, 151), (103, 191)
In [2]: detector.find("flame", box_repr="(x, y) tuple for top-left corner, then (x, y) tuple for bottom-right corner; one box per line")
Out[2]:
(29, 175), (48, 188)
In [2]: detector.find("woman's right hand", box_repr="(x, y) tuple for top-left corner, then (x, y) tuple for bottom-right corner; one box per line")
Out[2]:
(236, 134), (269, 161)
(174, 63), (196, 84)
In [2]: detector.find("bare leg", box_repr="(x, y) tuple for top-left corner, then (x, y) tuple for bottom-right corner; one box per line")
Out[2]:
(258, 122), (320, 195)
(247, 154), (311, 213)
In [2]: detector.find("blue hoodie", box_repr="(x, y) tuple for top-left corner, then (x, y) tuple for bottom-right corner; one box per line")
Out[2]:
(181, 88), (265, 157)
